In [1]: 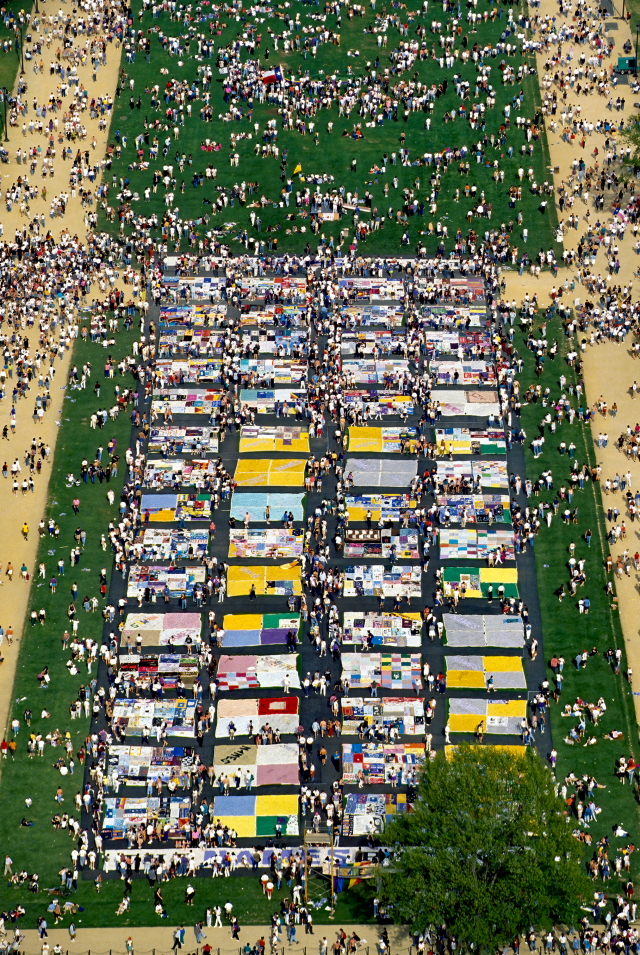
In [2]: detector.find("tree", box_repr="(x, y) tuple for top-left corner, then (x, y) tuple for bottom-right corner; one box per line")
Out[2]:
(617, 115), (640, 178)
(379, 745), (591, 948)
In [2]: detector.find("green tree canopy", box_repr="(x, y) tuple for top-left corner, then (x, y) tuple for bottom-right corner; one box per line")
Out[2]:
(379, 745), (591, 948)
(618, 115), (640, 177)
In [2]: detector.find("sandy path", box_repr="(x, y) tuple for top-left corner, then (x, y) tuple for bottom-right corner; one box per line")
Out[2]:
(491, 8), (640, 726)
(0, 0), (124, 744)
(18, 923), (408, 955)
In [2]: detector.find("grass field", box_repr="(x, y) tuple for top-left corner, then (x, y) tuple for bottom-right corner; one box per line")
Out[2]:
(0, 0), (29, 137)
(514, 310), (640, 883)
(98, 0), (560, 257)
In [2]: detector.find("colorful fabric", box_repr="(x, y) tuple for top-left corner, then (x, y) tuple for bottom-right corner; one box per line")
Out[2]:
(148, 426), (219, 453)
(228, 528), (304, 559)
(435, 428), (506, 456)
(230, 492), (305, 523)
(344, 493), (416, 522)
(445, 655), (526, 690)
(436, 494), (511, 523)
(213, 742), (299, 786)
(342, 612), (422, 647)
(439, 527), (515, 560)
(239, 389), (306, 413)
(341, 652), (422, 690)
(342, 742), (425, 784)
(348, 427), (417, 454)
(442, 566), (519, 599)
(238, 425), (309, 453)
(211, 794), (299, 838)
(343, 527), (419, 559)
(226, 564), (302, 597)
(127, 565), (207, 599)
(121, 612), (202, 647)
(448, 698), (527, 734)
(137, 528), (209, 560)
(221, 613), (300, 647)
(216, 654), (301, 691)
(233, 459), (306, 488)
(341, 697), (425, 734)
(343, 565), (421, 598)
(429, 360), (496, 386)
(215, 697), (299, 736)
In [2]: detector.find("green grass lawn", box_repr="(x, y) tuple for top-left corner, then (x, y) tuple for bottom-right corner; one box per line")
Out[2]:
(514, 309), (640, 887)
(98, 0), (560, 257)
(0, 320), (138, 905)
(2, 871), (373, 929)
(0, 0), (30, 136)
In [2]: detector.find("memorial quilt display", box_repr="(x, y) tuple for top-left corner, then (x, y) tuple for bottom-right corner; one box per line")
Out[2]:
(341, 652), (422, 690)
(228, 528), (304, 559)
(342, 742), (425, 784)
(149, 426), (219, 454)
(238, 425), (309, 454)
(341, 697), (425, 734)
(429, 361), (497, 386)
(136, 528), (209, 560)
(107, 745), (194, 784)
(127, 565), (207, 599)
(342, 793), (414, 835)
(344, 494), (416, 522)
(213, 742), (299, 786)
(445, 655), (526, 689)
(344, 528), (419, 559)
(230, 492), (305, 523)
(211, 794), (299, 838)
(121, 613), (202, 648)
(435, 428), (506, 456)
(216, 654), (301, 691)
(429, 389), (500, 417)
(102, 796), (191, 837)
(343, 392), (414, 416)
(438, 527), (515, 560)
(240, 328), (308, 354)
(340, 304), (404, 327)
(344, 458), (417, 488)
(341, 359), (410, 384)
(442, 566), (519, 599)
(447, 698), (527, 735)
(118, 653), (199, 688)
(343, 565), (421, 598)
(342, 612), (422, 647)
(233, 459), (306, 488)
(155, 358), (223, 384)
(436, 494), (511, 523)
(239, 358), (307, 385)
(215, 697), (300, 736)
(435, 460), (509, 490)
(340, 332), (406, 356)
(443, 613), (525, 647)
(348, 427), (417, 454)
(143, 459), (216, 488)
(112, 699), (197, 738)
(226, 564), (302, 597)
(239, 389), (306, 414)
(151, 390), (222, 416)
(220, 614), (300, 648)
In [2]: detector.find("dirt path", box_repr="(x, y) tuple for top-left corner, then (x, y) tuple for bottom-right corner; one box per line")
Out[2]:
(0, 0), (124, 744)
(493, 8), (640, 729)
(17, 923), (408, 955)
